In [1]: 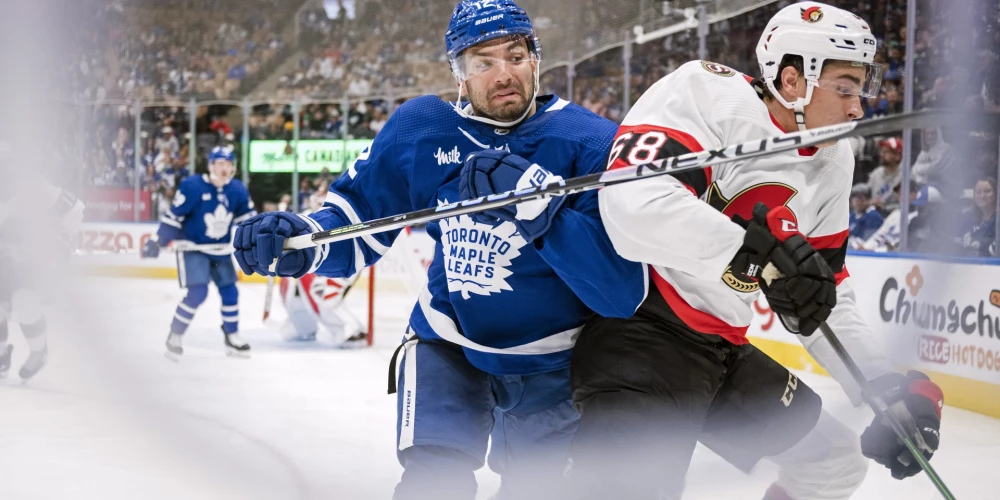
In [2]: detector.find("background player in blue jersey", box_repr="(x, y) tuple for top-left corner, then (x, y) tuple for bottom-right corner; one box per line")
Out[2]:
(230, 1), (646, 498)
(142, 146), (256, 359)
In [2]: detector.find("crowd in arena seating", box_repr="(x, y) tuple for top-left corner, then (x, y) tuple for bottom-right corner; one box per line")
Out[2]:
(272, 0), (453, 101)
(74, 0), (299, 103)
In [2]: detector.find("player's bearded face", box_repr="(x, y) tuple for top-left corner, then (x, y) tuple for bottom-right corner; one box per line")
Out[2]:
(459, 37), (537, 122)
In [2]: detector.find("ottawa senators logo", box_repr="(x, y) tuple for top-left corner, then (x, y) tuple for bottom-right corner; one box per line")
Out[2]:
(707, 182), (798, 293)
(700, 61), (736, 77)
(801, 6), (823, 23)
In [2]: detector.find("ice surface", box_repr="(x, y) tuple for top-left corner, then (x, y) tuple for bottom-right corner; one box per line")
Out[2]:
(0, 277), (995, 499)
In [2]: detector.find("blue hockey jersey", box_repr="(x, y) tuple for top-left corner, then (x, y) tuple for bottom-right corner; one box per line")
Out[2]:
(849, 206), (883, 241)
(158, 175), (256, 257)
(306, 95), (648, 375)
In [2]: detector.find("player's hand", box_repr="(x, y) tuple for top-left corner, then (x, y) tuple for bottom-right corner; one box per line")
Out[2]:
(459, 149), (566, 243)
(233, 212), (316, 278)
(140, 238), (160, 259)
(861, 371), (943, 479)
(730, 202), (836, 336)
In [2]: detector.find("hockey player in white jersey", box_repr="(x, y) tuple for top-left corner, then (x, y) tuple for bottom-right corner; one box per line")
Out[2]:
(0, 142), (85, 382)
(277, 272), (367, 346)
(569, 3), (944, 499)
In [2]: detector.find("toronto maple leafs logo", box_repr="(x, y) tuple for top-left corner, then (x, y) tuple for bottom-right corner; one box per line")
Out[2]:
(203, 204), (233, 239)
(438, 199), (526, 300)
(172, 191), (186, 207)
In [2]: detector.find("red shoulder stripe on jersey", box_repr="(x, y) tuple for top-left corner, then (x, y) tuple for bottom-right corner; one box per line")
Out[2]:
(608, 124), (712, 195)
(651, 268), (750, 345)
(804, 229), (848, 250)
(838, 267), (850, 285)
(808, 230), (850, 285)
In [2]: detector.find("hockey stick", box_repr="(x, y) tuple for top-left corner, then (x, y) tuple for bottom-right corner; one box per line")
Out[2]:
(75, 241), (233, 256)
(262, 276), (275, 321)
(280, 109), (994, 251)
(820, 323), (955, 499)
(760, 265), (955, 499)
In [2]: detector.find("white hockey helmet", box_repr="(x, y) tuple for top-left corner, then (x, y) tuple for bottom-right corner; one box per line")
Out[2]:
(756, 2), (881, 130)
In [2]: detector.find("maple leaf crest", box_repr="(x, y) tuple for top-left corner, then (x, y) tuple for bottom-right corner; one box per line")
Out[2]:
(203, 204), (233, 239)
(437, 199), (525, 300)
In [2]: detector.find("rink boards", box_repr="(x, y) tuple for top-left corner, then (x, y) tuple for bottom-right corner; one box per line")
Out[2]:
(75, 222), (1000, 418)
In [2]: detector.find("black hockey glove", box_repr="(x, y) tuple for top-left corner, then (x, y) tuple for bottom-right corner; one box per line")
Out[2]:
(860, 371), (943, 480)
(730, 203), (837, 336)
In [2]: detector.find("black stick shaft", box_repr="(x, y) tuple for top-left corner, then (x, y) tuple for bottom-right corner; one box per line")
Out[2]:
(819, 323), (955, 499)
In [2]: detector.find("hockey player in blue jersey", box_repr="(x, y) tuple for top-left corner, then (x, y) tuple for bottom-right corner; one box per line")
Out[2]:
(142, 146), (256, 358)
(230, 1), (646, 498)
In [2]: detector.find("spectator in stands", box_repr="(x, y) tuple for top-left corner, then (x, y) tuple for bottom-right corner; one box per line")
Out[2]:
(911, 128), (955, 195)
(369, 107), (388, 134)
(849, 183), (884, 244)
(155, 126), (179, 156)
(153, 142), (175, 173)
(314, 167), (334, 190)
(863, 91), (890, 119)
(209, 116), (233, 139)
(297, 177), (312, 210)
(158, 186), (176, 220)
(141, 163), (162, 190)
(857, 181), (941, 252)
(884, 86), (904, 114)
(109, 161), (132, 188)
(957, 178), (997, 257)
(867, 136), (904, 213)
(908, 185), (953, 254)
(277, 193), (292, 212)
(307, 180), (329, 213)
(111, 127), (134, 170)
(160, 162), (191, 190)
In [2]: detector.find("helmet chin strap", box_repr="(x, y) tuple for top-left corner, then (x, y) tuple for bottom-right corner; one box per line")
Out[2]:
(451, 67), (540, 129)
(765, 79), (817, 132)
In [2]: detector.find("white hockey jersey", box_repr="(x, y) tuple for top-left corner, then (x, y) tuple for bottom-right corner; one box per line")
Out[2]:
(599, 60), (892, 402)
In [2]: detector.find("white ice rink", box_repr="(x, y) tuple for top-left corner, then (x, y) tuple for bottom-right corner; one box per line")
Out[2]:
(0, 277), (997, 499)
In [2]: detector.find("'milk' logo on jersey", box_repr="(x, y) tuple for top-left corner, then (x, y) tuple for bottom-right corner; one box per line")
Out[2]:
(434, 146), (462, 165)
